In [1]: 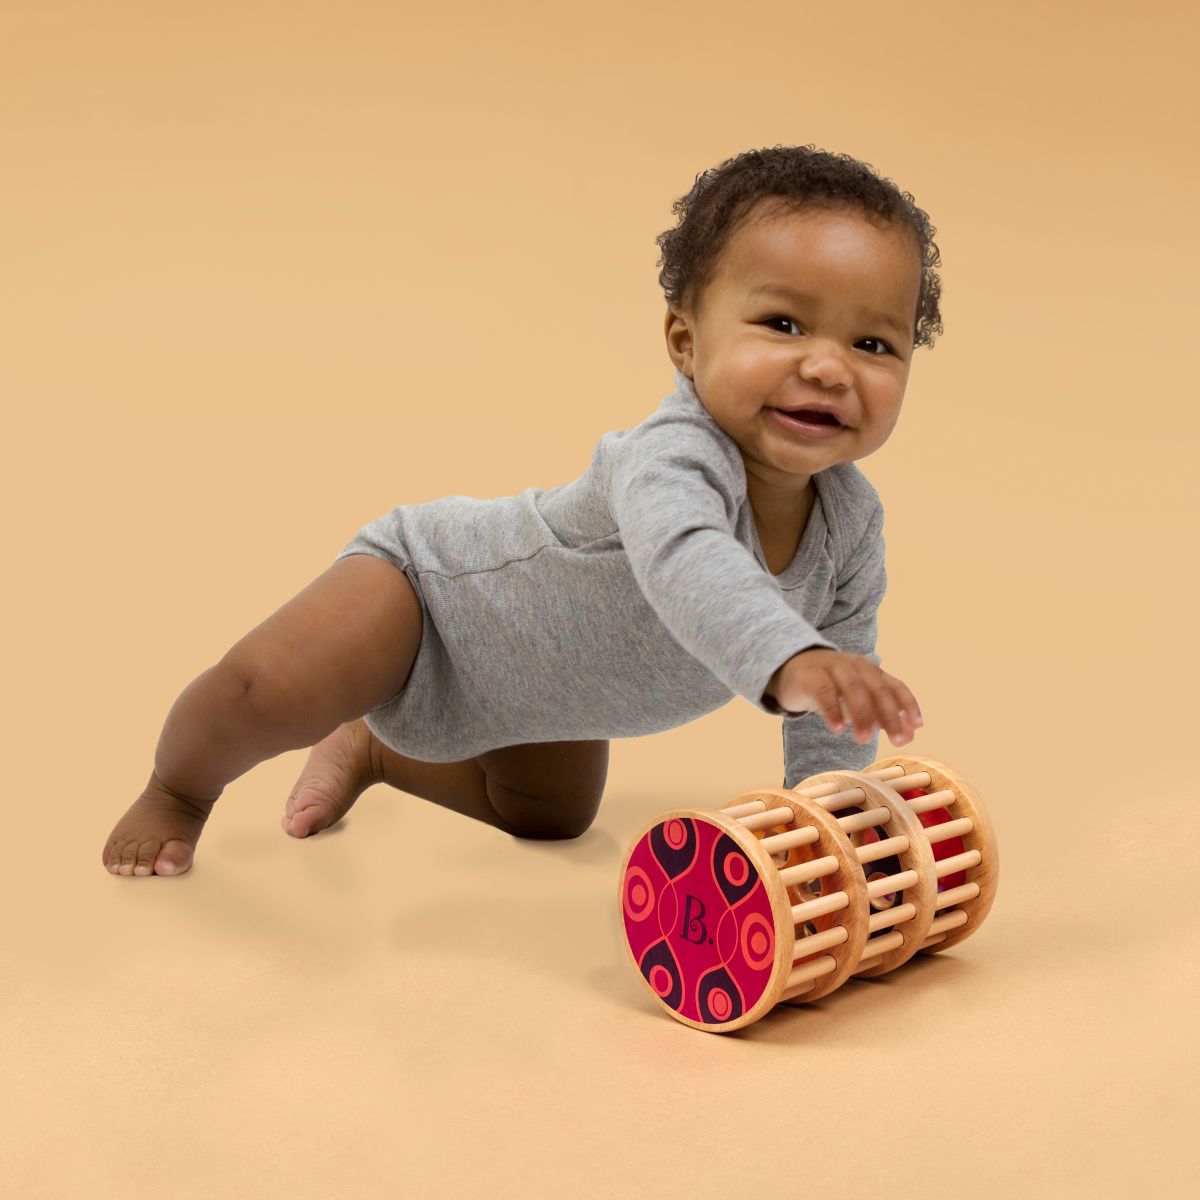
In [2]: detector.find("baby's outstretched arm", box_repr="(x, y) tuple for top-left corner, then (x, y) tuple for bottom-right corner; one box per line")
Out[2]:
(102, 555), (423, 876)
(765, 648), (923, 746)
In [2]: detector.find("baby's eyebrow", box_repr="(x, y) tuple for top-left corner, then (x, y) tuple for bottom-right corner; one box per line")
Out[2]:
(749, 283), (911, 341)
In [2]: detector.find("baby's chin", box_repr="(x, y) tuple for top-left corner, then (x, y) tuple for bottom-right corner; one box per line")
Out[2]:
(743, 429), (873, 475)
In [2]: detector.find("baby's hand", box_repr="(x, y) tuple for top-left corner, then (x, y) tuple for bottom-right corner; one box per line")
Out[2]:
(766, 648), (923, 746)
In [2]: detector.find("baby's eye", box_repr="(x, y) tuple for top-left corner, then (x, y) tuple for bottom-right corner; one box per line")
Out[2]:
(763, 317), (894, 357)
(763, 316), (800, 335)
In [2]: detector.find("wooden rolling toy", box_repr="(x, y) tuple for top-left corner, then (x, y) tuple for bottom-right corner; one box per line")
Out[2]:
(618, 755), (997, 1033)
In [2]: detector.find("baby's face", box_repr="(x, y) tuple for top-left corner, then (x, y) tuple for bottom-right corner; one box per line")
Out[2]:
(665, 201), (922, 495)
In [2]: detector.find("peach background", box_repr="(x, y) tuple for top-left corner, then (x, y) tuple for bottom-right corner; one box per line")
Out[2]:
(3, 1), (1198, 1196)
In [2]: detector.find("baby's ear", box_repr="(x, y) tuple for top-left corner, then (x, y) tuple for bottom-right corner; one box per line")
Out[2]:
(664, 309), (697, 370)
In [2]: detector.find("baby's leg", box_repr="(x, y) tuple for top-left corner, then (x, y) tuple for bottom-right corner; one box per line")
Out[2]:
(282, 721), (609, 841)
(102, 554), (422, 876)
(474, 739), (609, 838)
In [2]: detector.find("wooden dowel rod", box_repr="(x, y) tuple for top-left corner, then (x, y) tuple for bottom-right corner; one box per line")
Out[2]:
(905, 789), (958, 814)
(856, 930), (905, 967)
(920, 933), (948, 949)
(925, 817), (974, 845)
(723, 800), (767, 819)
(934, 882), (981, 911)
(814, 786), (868, 812)
(868, 869), (918, 898)
(791, 891), (849, 925)
(866, 765), (906, 782)
(786, 955), (837, 989)
(927, 909), (969, 937)
(871, 770), (931, 792)
(781, 980), (816, 1000)
(856, 835), (909, 865)
(792, 780), (840, 799)
(868, 902), (916, 933)
(935, 849), (982, 879)
(778, 856), (839, 888)
(737, 805), (795, 832)
(837, 806), (891, 834)
(792, 926), (848, 959)
(761, 826), (819, 855)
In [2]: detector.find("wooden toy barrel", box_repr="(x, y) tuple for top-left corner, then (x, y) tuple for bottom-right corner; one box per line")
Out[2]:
(792, 755), (998, 957)
(864, 755), (998, 953)
(618, 793), (871, 1032)
(618, 755), (998, 1031)
(769, 770), (939, 979)
(719, 784), (941, 992)
(792, 753), (998, 960)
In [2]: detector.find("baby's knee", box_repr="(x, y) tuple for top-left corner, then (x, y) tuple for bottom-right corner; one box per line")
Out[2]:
(476, 738), (608, 840)
(486, 780), (602, 840)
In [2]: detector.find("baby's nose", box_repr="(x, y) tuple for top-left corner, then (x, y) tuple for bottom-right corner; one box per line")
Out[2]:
(795, 344), (852, 389)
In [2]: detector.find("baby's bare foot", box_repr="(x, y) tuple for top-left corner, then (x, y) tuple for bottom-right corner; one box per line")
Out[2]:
(282, 718), (381, 838)
(102, 774), (216, 877)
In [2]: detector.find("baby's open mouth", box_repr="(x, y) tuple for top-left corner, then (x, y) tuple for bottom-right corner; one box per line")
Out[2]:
(773, 408), (842, 426)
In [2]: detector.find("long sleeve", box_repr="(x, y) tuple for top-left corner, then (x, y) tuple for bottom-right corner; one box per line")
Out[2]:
(781, 499), (888, 789)
(606, 413), (838, 714)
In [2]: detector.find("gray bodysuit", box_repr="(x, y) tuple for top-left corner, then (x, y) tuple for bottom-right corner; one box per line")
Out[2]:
(334, 368), (887, 791)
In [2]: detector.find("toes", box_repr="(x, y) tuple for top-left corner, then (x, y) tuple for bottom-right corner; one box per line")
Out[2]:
(134, 840), (163, 877)
(104, 837), (193, 877)
(154, 839), (193, 876)
(119, 842), (140, 876)
(281, 812), (309, 838)
(282, 789), (325, 838)
(288, 806), (314, 838)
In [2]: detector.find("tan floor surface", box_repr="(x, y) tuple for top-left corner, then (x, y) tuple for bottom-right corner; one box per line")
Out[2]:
(6, 734), (1197, 1198)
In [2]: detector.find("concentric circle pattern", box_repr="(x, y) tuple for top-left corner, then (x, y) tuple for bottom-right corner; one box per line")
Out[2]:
(622, 816), (776, 1025)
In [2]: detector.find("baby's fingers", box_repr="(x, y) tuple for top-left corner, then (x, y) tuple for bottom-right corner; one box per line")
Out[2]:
(828, 662), (883, 742)
(806, 673), (850, 736)
(831, 664), (914, 745)
(865, 671), (924, 746)
(886, 674), (924, 732)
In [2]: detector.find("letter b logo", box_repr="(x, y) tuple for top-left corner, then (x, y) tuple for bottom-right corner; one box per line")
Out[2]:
(679, 894), (708, 945)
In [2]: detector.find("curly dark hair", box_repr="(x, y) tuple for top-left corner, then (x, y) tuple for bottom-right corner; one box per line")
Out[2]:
(655, 144), (944, 350)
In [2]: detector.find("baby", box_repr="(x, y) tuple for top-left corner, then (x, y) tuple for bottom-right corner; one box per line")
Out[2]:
(103, 143), (940, 877)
